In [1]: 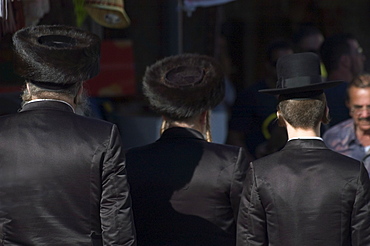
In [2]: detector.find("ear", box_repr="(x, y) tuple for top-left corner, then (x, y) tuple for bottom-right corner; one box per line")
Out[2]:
(73, 84), (84, 105)
(340, 54), (351, 69)
(345, 100), (350, 109)
(26, 82), (31, 93)
(77, 84), (83, 96)
(276, 110), (281, 119)
(322, 106), (330, 124)
(276, 110), (286, 127)
(199, 111), (208, 125)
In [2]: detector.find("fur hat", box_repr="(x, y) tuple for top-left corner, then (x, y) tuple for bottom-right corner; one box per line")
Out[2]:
(259, 52), (343, 96)
(143, 54), (225, 120)
(12, 25), (100, 89)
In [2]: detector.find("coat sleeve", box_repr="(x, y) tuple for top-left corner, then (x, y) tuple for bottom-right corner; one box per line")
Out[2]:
(100, 125), (136, 246)
(236, 162), (268, 246)
(230, 147), (250, 221)
(351, 162), (370, 246)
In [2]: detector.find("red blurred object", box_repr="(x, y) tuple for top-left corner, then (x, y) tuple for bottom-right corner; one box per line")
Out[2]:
(86, 39), (136, 97)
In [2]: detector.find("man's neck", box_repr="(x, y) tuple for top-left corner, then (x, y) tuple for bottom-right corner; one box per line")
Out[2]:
(286, 124), (321, 139)
(167, 117), (205, 135)
(166, 111), (208, 135)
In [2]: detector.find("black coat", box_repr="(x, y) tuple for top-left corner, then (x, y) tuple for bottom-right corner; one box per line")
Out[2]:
(126, 127), (249, 245)
(237, 139), (370, 246)
(0, 100), (136, 245)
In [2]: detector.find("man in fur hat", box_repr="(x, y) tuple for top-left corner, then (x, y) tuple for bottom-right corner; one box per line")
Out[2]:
(125, 54), (249, 245)
(0, 25), (136, 245)
(236, 52), (370, 246)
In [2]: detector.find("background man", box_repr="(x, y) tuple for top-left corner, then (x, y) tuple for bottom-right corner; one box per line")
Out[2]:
(126, 54), (249, 245)
(323, 73), (370, 175)
(292, 23), (326, 77)
(226, 39), (293, 159)
(293, 24), (324, 54)
(0, 25), (136, 245)
(320, 33), (366, 127)
(237, 52), (370, 246)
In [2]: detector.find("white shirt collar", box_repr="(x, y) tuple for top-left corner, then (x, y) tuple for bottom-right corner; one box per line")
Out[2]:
(24, 99), (75, 113)
(288, 137), (323, 141)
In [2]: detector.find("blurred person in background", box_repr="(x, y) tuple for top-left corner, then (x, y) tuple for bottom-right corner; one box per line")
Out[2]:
(320, 33), (366, 127)
(323, 73), (370, 176)
(292, 23), (326, 77)
(226, 39), (293, 159)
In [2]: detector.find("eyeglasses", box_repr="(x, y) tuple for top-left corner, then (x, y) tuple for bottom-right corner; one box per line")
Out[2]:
(352, 47), (364, 56)
(350, 105), (370, 115)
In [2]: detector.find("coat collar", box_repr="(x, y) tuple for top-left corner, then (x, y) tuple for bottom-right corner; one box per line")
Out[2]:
(21, 99), (75, 113)
(159, 127), (206, 141)
(283, 138), (328, 150)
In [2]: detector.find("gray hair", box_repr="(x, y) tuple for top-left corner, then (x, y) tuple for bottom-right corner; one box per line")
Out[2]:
(22, 81), (91, 116)
(22, 81), (82, 102)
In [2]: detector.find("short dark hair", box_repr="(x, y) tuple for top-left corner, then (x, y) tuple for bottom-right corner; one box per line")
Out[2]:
(22, 81), (82, 102)
(320, 33), (356, 73)
(277, 93), (329, 128)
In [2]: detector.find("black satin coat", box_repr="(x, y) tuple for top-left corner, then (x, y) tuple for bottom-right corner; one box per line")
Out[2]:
(126, 127), (249, 245)
(237, 139), (370, 246)
(0, 101), (136, 245)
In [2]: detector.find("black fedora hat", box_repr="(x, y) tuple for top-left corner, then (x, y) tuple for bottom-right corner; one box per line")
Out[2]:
(259, 52), (343, 95)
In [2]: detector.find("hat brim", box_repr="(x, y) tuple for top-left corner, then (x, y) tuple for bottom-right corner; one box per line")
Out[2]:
(85, 5), (130, 29)
(258, 80), (344, 95)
